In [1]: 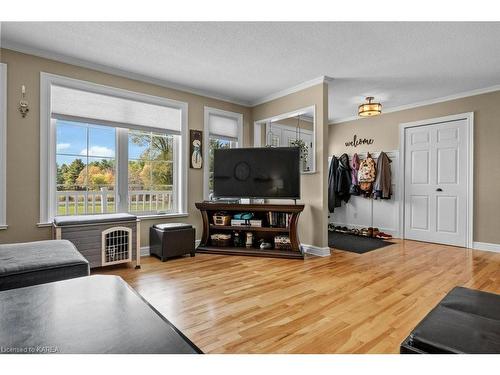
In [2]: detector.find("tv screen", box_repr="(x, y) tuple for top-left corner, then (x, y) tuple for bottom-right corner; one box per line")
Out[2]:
(213, 147), (301, 199)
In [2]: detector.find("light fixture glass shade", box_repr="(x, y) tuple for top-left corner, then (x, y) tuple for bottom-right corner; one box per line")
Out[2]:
(358, 97), (382, 117)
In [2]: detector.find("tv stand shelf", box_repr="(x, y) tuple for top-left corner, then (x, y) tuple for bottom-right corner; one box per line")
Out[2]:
(195, 202), (304, 259)
(209, 224), (290, 233)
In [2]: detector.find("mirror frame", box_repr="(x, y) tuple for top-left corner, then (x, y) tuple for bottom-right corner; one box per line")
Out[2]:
(253, 105), (316, 174)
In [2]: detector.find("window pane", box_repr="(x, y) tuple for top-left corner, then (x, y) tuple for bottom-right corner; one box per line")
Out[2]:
(128, 130), (176, 214)
(56, 120), (87, 155)
(56, 120), (116, 216)
(88, 125), (116, 158)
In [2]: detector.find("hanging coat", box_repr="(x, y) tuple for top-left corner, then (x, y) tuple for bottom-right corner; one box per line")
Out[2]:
(336, 153), (352, 204)
(349, 153), (360, 196)
(328, 156), (340, 213)
(373, 152), (392, 199)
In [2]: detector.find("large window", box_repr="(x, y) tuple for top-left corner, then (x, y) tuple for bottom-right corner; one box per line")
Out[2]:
(41, 73), (187, 222)
(203, 107), (243, 200)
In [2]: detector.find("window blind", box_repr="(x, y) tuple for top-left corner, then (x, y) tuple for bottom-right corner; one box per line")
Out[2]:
(208, 113), (239, 140)
(51, 85), (182, 134)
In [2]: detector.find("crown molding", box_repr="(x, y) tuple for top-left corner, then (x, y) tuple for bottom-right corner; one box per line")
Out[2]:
(251, 76), (334, 106)
(1, 41), (253, 107)
(330, 84), (500, 125)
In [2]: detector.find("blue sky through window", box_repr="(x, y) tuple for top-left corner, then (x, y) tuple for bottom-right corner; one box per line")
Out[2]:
(56, 120), (116, 159)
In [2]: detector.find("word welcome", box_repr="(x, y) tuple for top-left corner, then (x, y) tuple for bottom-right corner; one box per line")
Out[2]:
(345, 134), (374, 147)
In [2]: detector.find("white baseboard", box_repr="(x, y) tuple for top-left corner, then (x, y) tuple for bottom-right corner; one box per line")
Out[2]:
(301, 243), (331, 257)
(141, 240), (201, 257)
(140, 246), (150, 256)
(473, 241), (500, 253)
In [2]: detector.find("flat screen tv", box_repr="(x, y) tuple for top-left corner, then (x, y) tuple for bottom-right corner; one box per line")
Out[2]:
(213, 147), (301, 199)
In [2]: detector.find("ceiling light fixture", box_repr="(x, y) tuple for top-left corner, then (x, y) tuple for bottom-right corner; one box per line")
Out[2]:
(358, 96), (382, 117)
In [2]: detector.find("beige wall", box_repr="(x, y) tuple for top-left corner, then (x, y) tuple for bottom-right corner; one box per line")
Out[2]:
(0, 48), (252, 246)
(253, 83), (329, 248)
(329, 90), (500, 245)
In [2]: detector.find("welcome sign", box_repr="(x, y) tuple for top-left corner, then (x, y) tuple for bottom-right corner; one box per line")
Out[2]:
(345, 134), (374, 147)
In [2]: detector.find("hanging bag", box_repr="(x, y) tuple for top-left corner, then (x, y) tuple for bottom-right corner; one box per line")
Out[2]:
(357, 153), (376, 193)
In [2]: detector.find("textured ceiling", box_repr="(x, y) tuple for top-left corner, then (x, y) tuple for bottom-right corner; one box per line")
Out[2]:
(2, 22), (500, 122)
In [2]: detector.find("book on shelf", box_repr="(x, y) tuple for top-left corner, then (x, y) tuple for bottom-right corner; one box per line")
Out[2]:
(230, 219), (262, 227)
(267, 212), (290, 228)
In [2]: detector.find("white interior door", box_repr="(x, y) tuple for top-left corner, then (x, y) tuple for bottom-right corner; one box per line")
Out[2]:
(404, 119), (469, 247)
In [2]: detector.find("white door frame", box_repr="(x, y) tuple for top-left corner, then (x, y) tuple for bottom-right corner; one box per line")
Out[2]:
(398, 112), (474, 248)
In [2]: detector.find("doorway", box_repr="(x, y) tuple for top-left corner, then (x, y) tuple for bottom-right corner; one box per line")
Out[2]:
(400, 113), (473, 248)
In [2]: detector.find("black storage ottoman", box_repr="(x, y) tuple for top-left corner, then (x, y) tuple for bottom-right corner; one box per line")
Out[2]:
(150, 223), (195, 261)
(401, 286), (500, 354)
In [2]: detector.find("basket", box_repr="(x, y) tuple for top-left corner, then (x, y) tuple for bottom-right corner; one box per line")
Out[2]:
(210, 234), (232, 247)
(274, 242), (292, 250)
(213, 214), (231, 226)
(274, 235), (292, 250)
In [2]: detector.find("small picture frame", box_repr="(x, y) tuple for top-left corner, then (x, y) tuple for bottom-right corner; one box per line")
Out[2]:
(190, 130), (203, 169)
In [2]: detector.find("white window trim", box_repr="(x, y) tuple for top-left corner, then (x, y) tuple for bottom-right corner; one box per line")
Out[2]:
(39, 72), (188, 224)
(0, 63), (7, 229)
(203, 106), (243, 200)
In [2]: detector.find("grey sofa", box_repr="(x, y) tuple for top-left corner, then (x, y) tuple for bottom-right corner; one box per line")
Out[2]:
(0, 240), (90, 291)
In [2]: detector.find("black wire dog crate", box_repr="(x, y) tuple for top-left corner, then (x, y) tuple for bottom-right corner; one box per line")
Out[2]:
(53, 214), (141, 269)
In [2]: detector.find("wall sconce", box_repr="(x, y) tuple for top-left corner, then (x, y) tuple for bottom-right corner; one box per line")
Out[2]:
(19, 85), (29, 118)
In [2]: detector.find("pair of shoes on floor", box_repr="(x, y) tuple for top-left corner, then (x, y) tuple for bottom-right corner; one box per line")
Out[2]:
(375, 232), (392, 240)
(359, 228), (373, 237)
(338, 226), (350, 233)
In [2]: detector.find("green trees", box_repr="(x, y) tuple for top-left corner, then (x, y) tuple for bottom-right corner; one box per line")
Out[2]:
(57, 159), (114, 191)
(57, 159), (85, 190)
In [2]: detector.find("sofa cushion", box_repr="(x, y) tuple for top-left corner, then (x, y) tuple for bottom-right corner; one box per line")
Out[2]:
(0, 240), (89, 291)
(53, 213), (137, 226)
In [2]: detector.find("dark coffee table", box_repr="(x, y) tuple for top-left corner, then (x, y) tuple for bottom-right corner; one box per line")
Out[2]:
(0, 275), (202, 354)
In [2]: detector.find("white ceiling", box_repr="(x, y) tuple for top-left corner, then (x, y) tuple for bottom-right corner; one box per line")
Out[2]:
(2, 22), (500, 123)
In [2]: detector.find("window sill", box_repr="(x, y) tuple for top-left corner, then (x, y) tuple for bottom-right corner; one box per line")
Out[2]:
(37, 222), (53, 228)
(0, 224), (7, 230)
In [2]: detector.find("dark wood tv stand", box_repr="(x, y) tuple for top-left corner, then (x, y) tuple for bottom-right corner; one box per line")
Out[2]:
(195, 202), (304, 259)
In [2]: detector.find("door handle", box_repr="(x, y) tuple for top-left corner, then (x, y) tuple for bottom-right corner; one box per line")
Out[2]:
(436, 188), (443, 192)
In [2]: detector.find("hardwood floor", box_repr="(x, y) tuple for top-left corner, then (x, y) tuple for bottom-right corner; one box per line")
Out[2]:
(95, 239), (500, 353)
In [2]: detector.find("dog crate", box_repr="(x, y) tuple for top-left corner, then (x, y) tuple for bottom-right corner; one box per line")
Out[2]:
(102, 227), (133, 266)
(53, 213), (141, 269)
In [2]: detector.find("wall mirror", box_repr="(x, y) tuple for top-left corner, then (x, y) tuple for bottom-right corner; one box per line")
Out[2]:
(254, 105), (316, 174)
